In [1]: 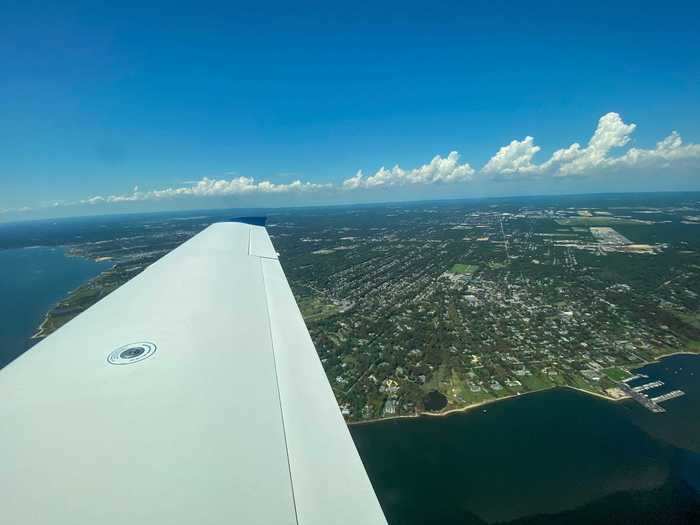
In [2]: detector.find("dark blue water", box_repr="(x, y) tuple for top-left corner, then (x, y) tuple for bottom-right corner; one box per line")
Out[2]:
(0, 247), (109, 368)
(351, 355), (700, 524)
(625, 355), (700, 455)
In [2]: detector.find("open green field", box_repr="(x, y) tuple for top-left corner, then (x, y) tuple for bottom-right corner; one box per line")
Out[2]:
(648, 340), (700, 359)
(688, 340), (700, 352)
(675, 312), (700, 330)
(450, 263), (478, 274)
(298, 295), (339, 321)
(520, 373), (559, 391)
(603, 367), (632, 382)
(567, 373), (605, 394)
(426, 368), (500, 407)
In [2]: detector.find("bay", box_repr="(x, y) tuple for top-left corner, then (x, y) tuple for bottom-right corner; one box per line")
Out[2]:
(0, 246), (109, 368)
(350, 355), (700, 524)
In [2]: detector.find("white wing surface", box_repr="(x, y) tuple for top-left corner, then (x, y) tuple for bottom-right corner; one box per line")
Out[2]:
(0, 220), (387, 525)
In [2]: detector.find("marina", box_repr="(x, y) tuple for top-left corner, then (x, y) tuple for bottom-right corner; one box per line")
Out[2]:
(619, 375), (686, 413)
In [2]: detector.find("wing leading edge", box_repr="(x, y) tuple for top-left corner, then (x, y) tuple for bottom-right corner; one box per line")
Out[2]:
(0, 221), (386, 525)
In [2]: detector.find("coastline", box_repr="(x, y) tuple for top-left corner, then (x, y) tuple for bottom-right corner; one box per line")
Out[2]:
(31, 313), (51, 340)
(29, 248), (114, 341)
(348, 351), (700, 427)
(635, 350), (699, 367)
(349, 385), (624, 427)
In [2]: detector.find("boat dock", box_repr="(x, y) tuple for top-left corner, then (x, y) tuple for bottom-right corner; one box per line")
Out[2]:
(618, 380), (686, 413)
(632, 380), (664, 393)
(651, 390), (685, 403)
(622, 373), (648, 383)
(619, 383), (666, 413)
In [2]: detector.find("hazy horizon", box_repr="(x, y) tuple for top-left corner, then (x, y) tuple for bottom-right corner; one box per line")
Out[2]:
(2, 188), (699, 226)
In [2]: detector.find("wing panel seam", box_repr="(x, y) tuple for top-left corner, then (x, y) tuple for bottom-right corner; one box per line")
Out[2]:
(260, 258), (301, 525)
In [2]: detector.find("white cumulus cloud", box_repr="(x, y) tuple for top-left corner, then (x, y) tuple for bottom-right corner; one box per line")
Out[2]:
(482, 136), (541, 175)
(342, 151), (474, 189)
(81, 176), (331, 205)
(610, 131), (700, 168)
(547, 112), (636, 176)
(482, 112), (700, 178)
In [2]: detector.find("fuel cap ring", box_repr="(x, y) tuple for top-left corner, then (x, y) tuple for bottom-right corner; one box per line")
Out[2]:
(108, 342), (157, 365)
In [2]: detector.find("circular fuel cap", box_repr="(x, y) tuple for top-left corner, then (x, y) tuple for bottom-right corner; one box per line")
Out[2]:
(108, 342), (157, 365)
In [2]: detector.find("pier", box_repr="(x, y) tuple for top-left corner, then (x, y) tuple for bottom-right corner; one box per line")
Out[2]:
(632, 380), (664, 393)
(622, 373), (648, 383)
(618, 378), (686, 413)
(618, 383), (665, 413)
(651, 390), (685, 403)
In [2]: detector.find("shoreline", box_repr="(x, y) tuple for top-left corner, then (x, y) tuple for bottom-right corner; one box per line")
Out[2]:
(31, 313), (51, 340)
(634, 350), (699, 367)
(349, 351), (700, 427)
(349, 385), (621, 427)
(29, 248), (114, 341)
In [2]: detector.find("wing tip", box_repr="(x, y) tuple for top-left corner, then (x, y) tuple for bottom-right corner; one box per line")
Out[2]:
(229, 216), (267, 227)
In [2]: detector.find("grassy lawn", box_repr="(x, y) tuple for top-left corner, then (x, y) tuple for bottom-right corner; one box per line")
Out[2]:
(425, 369), (498, 407)
(458, 389), (499, 406)
(603, 366), (632, 382)
(520, 373), (557, 391)
(567, 373), (603, 393)
(649, 340), (700, 358)
(298, 296), (338, 321)
(450, 263), (478, 274)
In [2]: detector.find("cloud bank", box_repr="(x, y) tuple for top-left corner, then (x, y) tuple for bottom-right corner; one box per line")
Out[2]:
(3, 112), (699, 217)
(76, 112), (700, 206)
(342, 151), (474, 189)
(80, 177), (331, 205)
(482, 112), (700, 178)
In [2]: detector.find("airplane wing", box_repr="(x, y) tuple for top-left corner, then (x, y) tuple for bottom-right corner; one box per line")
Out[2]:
(0, 219), (387, 525)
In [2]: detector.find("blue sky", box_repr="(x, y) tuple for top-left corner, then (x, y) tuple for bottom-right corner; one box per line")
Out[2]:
(1, 1), (699, 221)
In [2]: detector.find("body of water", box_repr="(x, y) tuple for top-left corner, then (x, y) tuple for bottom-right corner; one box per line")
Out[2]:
(351, 354), (700, 524)
(626, 354), (700, 454)
(0, 247), (109, 368)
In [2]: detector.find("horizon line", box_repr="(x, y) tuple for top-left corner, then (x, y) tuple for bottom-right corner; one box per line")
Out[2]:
(2, 189), (699, 227)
